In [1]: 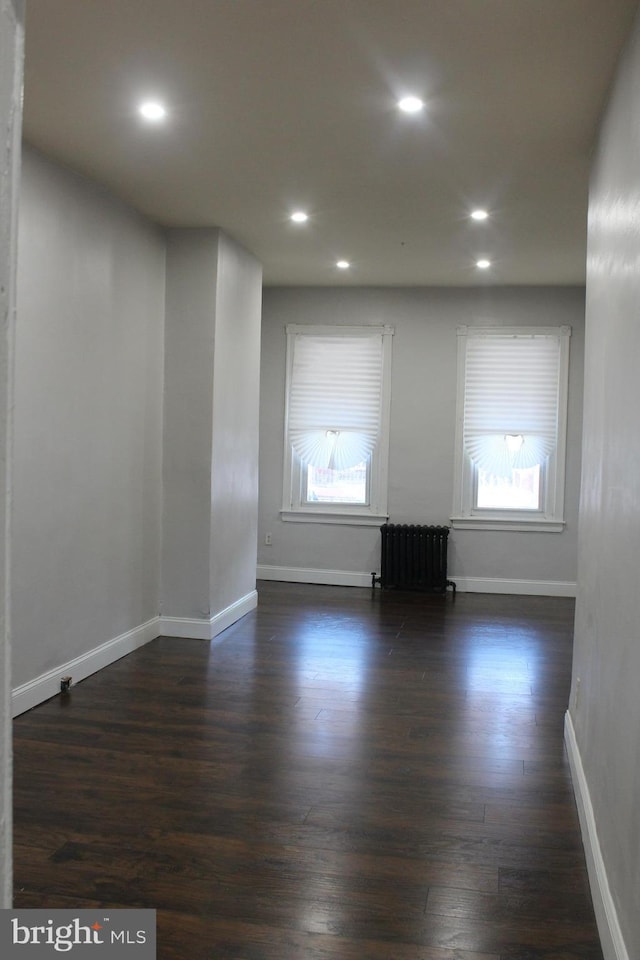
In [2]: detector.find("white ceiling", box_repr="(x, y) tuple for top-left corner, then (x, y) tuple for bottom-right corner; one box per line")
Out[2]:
(22, 0), (639, 286)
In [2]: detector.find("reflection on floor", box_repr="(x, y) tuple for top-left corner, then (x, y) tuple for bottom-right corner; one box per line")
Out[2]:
(13, 581), (601, 960)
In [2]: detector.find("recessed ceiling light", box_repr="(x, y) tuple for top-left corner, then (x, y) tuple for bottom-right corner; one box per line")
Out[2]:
(290, 211), (309, 223)
(138, 100), (167, 122)
(336, 260), (350, 270)
(476, 259), (491, 270)
(471, 209), (489, 221)
(398, 96), (424, 114)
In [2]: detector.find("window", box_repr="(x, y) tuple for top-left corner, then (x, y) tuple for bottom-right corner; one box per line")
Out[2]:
(451, 325), (571, 531)
(281, 324), (393, 525)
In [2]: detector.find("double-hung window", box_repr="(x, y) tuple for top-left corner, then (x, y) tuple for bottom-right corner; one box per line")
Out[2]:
(451, 325), (571, 531)
(281, 324), (393, 525)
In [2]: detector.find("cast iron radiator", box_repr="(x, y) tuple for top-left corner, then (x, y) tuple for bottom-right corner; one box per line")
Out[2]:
(373, 524), (456, 594)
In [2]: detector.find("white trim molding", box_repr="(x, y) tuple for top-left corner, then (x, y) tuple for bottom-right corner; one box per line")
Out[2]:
(564, 712), (629, 960)
(258, 565), (575, 596)
(280, 510), (387, 527)
(160, 589), (258, 640)
(12, 591), (259, 715)
(12, 616), (160, 718)
(451, 576), (576, 597)
(257, 565), (372, 588)
(451, 517), (565, 533)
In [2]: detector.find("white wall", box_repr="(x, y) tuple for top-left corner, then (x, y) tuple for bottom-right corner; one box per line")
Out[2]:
(258, 285), (584, 591)
(12, 146), (166, 688)
(568, 8), (640, 958)
(0, 0), (24, 910)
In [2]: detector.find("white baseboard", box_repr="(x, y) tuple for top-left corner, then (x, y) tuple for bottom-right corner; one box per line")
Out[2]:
(11, 616), (160, 718)
(257, 565), (575, 597)
(257, 565), (373, 588)
(160, 589), (258, 640)
(451, 576), (576, 597)
(11, 591), (259, 716)
(564, 711), (629, 960)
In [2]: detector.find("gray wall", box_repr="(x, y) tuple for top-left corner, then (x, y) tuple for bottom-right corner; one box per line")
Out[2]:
(570, 9), (640, 956)
(13, 151), (262, 684)
(210, 233), (262, 614)
(162, 230), (218, 620)
(0, 0), (24, 910)
(162, 229), (262, 624)
(12, 146), (166, 686)
(259, 286), (584, 587)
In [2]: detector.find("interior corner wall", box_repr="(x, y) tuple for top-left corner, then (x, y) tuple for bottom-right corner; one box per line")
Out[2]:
(210, 232), (262, 616)
(258, 285), (584, 590)
(569, 9), (640, 958)
(0, 0), (24, 909)
(12, 146), (165, 690)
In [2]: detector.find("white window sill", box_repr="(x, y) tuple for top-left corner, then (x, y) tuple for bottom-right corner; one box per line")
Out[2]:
(281, 509), (388, 527)
(451, 516), (565, 533)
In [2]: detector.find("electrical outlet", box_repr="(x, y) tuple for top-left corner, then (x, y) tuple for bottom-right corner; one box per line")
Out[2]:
(264, 532), (273, 545)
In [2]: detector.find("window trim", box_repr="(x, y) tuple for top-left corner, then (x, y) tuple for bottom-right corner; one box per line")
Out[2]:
(281, 324), (393, 526)
(451, 325), (571, 533)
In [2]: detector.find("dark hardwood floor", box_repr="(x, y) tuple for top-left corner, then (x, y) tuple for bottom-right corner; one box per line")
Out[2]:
(13, 581), (601, 960)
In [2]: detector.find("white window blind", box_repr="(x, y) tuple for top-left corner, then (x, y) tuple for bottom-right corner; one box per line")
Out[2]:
(463, 331), (562, 477)
(287, 330), (384, 471)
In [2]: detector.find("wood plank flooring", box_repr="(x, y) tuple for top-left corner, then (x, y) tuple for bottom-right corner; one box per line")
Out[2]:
(13, 582), (601, 960)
